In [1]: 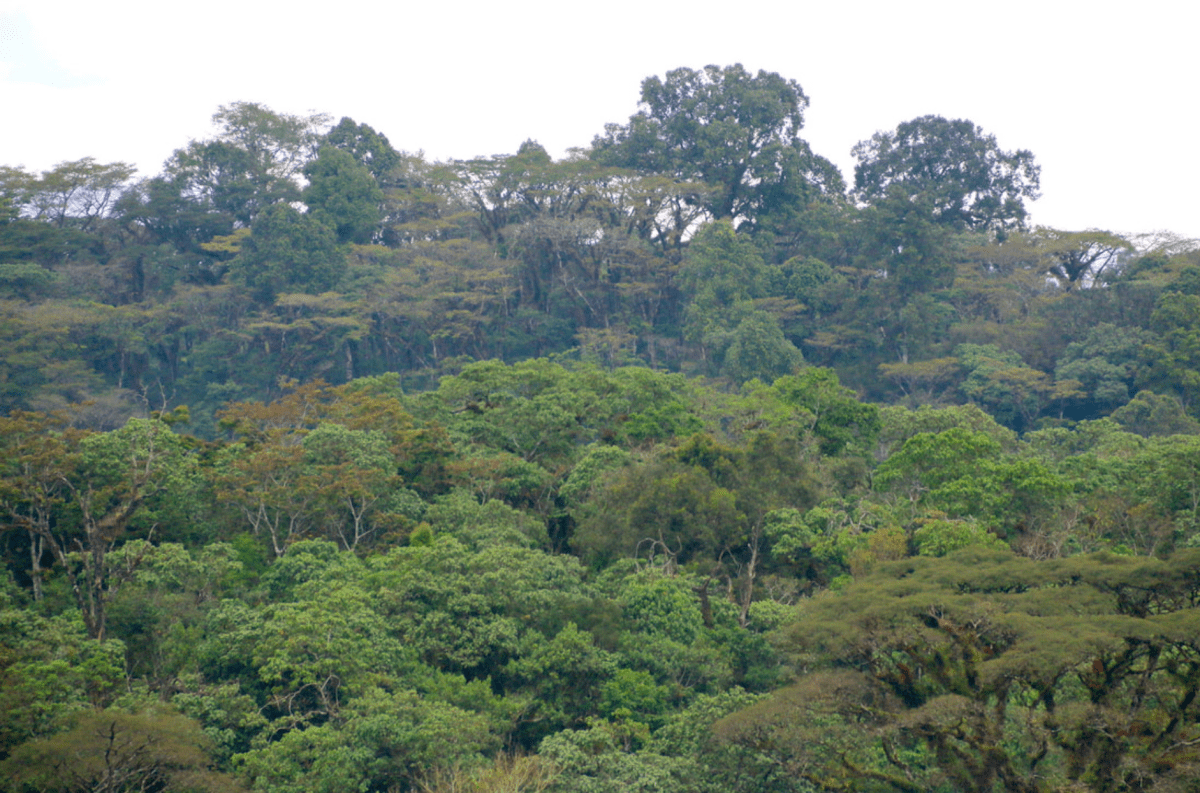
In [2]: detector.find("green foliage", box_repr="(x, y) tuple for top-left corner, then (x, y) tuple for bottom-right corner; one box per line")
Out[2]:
(911, 515), (1007, 556)
(853, 114), (1041, 235)
(721, 312), (803, 385)
(1110, 389), (1200, 437)
(955, 343), (1051, 431)
(229, 204), (346, 299)
(759, 549), (1200, 792)
(302, 145), (384, 244)
(234, 687), (493, 793)
(1054, 322), (1151, 415)
(5, 71), (1200, 793)
(877, 403), (1017, 458)
(768, 368), (881, 456)
(592, 64), (843, 227)
(2, 707), (239, 793)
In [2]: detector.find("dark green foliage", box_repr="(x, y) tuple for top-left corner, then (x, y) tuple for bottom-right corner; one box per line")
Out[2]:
(322, 117), (402, 183)
(302, 146), (384, 244)
(592, 64), (844, 227)
(722, 312), (803, 384)
(853, 115), (1041, 235)
(228, 204), (345, 299)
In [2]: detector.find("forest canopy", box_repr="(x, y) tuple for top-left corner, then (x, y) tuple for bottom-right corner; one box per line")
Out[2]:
(2, 64), (1200, 793)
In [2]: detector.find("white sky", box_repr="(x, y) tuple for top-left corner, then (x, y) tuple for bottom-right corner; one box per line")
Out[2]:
(1, 0), (1197, 241)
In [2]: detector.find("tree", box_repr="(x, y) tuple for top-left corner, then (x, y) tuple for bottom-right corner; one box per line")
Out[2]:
(0, 417), (202, 641)
(722, 312), (804, 385)
(1, 707), (239, 793)
(852, 115), (1040, 236)
(857, 186), (955, 300)
(0, 411), (79, 601)
(955, 343), (1053, 431)
(323, 117), (402, 183)
(731, 549), (1200, 793)
(1035, 228), (1134, 287)
(767, 368), (881, 457)
(228, 203), (346, 300)
(300, 422), (411, 550)
(302, 146), (384, 244)
(1110, 390), (1200, 437)
(592, 64), (844, 228)
(1054, 323), (1152, 416)
(163, 102), (329, 227)
(0, 158), (136, 232)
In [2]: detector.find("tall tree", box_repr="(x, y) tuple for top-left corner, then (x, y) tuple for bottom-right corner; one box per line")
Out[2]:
(592, 64), (844, 229)
(163, 102), (330, 228)
(323, 116), (402, 183)
(852, 115), (1040, 236)
(228, 203), (346, 300)
(0, 159), (136, 232)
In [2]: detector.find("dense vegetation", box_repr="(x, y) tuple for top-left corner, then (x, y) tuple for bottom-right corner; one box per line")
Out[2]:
(2, 64), (1199, 792)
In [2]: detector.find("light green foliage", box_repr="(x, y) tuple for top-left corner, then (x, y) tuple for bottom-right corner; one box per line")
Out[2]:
(876, 427), (1068, 538)
(1126, 435), (1200, 543)
(600, 669), (670, 726)
(366, 536), (590, 678)
(539, 720), (691, 793)
(234, 687), (493, 793)
(0, 592), (125, 753)
(874, 427), (1000, 496)
(507, 622), (617, 735)
(172, 682), (266, 764)
(768, 368), (880, 456)
(428, 359), (603, 466)
(911, 515), (1007, 556)
(877, 403), (1017, 458)
(559, 445), (632, 509)
(540, 688), (778, 793)
(300, 422), (409, 549)
(78, 417), (205, 538)
(620, 574), (705, 646)
(1021, 417), (1141, 461)
(423, 488), (540, 549)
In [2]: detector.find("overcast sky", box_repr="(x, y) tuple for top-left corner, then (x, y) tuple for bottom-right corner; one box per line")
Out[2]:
(2, 0), (1196, 241)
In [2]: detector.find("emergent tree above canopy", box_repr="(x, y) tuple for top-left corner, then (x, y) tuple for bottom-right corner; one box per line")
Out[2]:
(852, 114), (1041, 236)
(591, 64), (844, 229)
